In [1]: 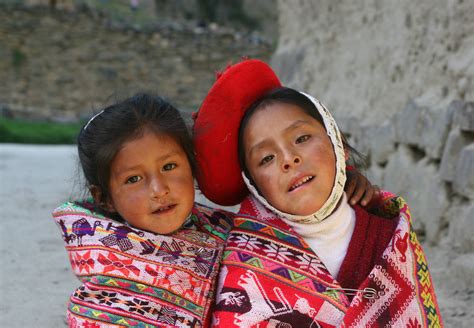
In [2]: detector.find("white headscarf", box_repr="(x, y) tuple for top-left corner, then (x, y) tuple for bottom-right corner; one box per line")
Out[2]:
(242, 91), (347, 223)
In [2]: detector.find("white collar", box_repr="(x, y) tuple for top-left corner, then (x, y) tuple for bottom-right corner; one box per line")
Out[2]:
(281, 193), (353, 238)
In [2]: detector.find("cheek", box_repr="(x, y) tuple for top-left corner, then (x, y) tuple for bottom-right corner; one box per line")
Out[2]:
(112, 188), (146, 214)
(324, 146), (337, 173)
(313, 145), (337, 187)
(250, 168), (280, 201)
(313, 142), (336, 165)
(173, 171), (195, 201)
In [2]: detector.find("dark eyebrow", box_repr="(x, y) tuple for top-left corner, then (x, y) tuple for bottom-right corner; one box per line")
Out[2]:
(284, 119), (311, 132)
(114, 150), (180, 176)
(247, 120), (311, 158)
(156, 150), (179, 162)
(248, 140), (272, 159)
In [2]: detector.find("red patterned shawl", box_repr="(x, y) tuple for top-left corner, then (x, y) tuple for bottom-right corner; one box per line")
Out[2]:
(53, 201), (233, 327)
(212, 192), (443, 327)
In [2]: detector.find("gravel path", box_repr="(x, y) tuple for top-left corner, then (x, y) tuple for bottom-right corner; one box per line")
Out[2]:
(0, 144), (467, 327)
(1, 144), (79, 327)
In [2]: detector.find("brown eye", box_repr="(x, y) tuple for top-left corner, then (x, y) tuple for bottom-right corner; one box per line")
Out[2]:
(259, 155), (274, 166)
(163, 163), (177, 171)
(126, 176), (142, 184)
(296, 135), (310, 144)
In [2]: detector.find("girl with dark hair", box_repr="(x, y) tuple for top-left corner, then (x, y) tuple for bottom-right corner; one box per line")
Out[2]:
(193, 60), (443, 327)
(52, 93), (234, 327)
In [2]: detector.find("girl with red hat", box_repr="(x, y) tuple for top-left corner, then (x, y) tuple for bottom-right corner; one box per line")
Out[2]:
(193, 60), (443, 327)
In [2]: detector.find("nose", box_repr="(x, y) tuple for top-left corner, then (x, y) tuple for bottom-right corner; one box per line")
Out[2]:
(282, 152), (301, 171)
(150, 176), (169, 202)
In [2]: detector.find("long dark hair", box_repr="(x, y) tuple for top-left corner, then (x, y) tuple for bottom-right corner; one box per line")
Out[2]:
(77, 93), (196, 206)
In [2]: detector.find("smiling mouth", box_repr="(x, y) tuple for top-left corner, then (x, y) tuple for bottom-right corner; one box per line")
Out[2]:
(153, 204), (176, 214)
(289, 176), (314, 192)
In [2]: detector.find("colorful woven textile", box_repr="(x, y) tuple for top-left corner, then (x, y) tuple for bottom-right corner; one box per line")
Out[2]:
(53, 201), (233, 327)
(212, 192), (443, 327)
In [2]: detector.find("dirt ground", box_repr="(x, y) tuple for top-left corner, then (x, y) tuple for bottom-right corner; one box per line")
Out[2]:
(0, 144), (468, 327)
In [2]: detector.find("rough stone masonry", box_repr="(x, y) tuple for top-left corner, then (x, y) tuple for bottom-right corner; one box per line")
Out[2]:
(0, 5), (272, 121)
(271, 1), (473, 326)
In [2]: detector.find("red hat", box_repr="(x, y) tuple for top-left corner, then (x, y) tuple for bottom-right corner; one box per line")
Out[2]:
(193, 59), (282, 206)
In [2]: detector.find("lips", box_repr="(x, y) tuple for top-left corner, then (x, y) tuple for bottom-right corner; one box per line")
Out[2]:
(152, 204), (177, 214)
(288, 175), (314, 192)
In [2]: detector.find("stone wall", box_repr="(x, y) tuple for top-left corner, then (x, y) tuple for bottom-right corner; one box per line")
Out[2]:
(272, 0), (473, 325)
(0, 5), (272, 121)
(273, 0), (473, 124)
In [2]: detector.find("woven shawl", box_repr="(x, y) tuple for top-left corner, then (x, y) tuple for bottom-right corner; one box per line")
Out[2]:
(53, 201), (233, 328)
(212, 192), (443, 327)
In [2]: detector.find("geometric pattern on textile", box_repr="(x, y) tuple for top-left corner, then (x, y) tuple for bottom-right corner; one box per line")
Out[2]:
(409, 221), (443, 327)
(69, 283), (199, 326)
(53, 201), (233, 327)
(89, 275), (205, 316)
(213, 193), (444, 327)
(341, 193), (444, 328)
(224, 233), (335, 295)
(214, 198), (351, 327)
(227, 228), (335, 286)
(236, 199), (309, 250)
(347, 258), (415, 327)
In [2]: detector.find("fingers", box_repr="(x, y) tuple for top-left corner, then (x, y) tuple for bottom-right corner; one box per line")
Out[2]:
(359, 183), (374, 207)
(366, 185), (382, 206)
(345, 170), (381, 207)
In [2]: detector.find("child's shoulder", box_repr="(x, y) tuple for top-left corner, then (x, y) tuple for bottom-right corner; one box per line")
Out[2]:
(364, 190), (409, 220)
(52, 199), (122, 222)
(53, 199), (99, 216)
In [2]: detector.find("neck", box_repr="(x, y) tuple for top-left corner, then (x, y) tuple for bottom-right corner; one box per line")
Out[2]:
(280, 193), (356, 278)
(282, 193), (352, 236)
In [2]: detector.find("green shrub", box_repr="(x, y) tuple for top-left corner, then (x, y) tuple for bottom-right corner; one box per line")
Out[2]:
(0, 118), (82, 144)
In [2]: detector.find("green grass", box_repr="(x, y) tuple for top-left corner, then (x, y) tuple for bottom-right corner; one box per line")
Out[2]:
(0, 118), (82, 144)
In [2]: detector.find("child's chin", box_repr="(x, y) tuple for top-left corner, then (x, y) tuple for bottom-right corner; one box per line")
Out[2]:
(135, 223), (180, 235)
(151, 227), (179, 235)
(289, 204), (323, 216)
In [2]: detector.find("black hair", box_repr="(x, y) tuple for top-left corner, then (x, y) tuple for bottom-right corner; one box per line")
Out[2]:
(237, 87), (366, 178)
(78, 93), (196, 207)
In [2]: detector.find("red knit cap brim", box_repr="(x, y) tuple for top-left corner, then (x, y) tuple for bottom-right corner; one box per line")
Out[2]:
(193, 59), (282, 206)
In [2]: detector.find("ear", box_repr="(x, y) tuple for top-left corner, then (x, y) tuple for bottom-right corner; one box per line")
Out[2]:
(89, 185), (116, 213)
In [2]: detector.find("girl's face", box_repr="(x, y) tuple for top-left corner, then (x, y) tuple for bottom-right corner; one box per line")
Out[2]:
(106, 130), (195, 234)
(243, 102), (336, 216)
